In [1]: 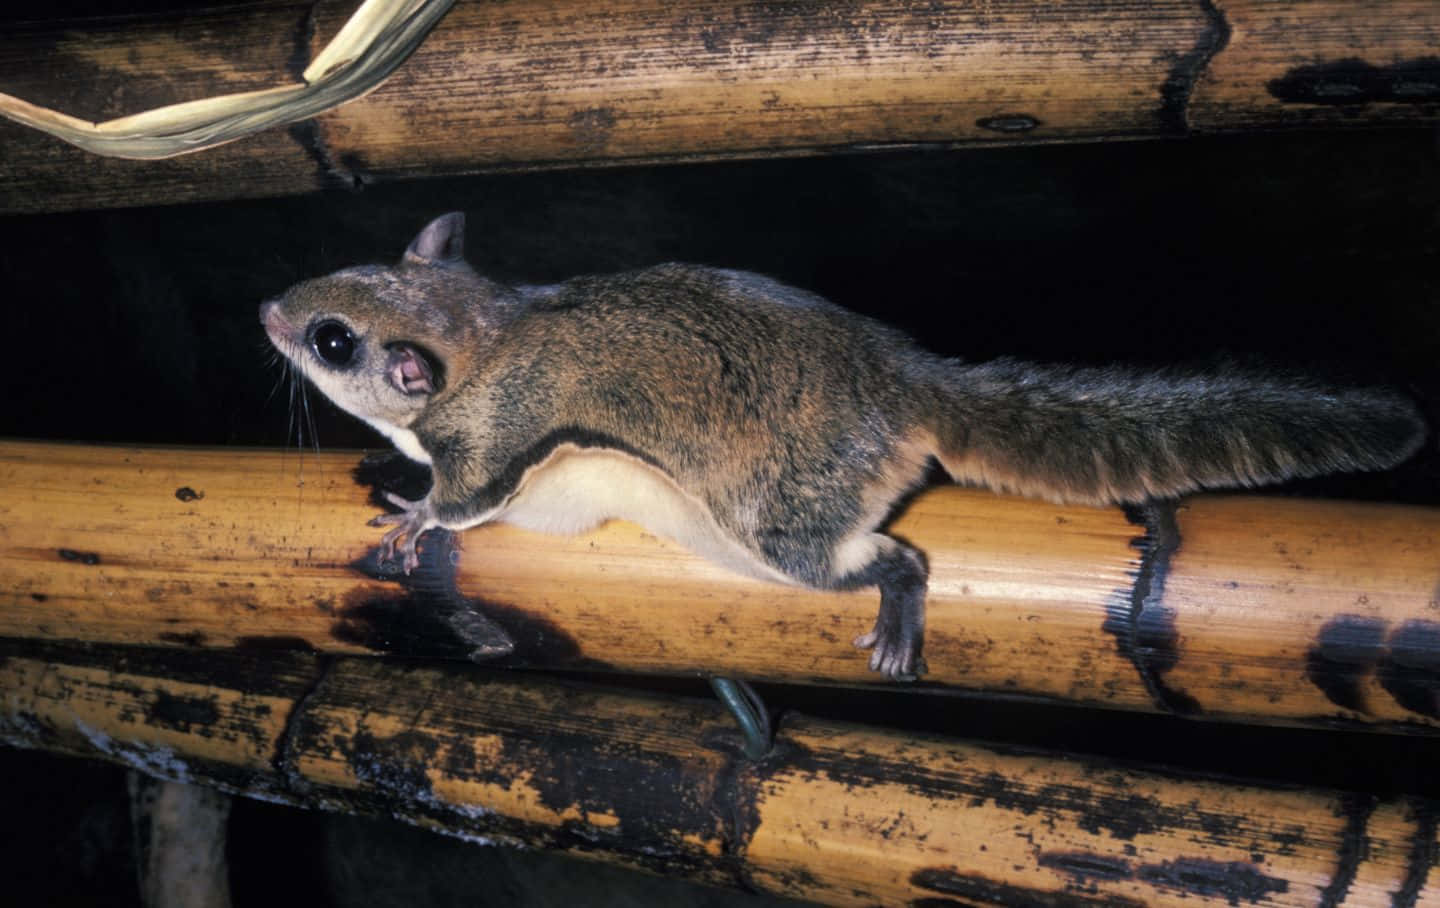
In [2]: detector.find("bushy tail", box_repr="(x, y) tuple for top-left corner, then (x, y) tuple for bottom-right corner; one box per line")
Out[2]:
(931, 358), (1426, 505)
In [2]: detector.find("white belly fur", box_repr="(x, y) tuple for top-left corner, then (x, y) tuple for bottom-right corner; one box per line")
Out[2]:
(481, 442), (794, 585)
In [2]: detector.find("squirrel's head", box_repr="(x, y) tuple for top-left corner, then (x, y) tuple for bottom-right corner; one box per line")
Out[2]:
(261, 212), (508, 430)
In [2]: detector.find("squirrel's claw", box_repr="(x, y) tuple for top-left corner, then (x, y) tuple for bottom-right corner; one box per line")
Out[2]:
(854, 622), (926, 683)
(370, 493), (432, 574)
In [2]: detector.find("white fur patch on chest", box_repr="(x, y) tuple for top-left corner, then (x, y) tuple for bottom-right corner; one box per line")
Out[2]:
(489, 443), (793, 585)
(366, 418), (433, 465)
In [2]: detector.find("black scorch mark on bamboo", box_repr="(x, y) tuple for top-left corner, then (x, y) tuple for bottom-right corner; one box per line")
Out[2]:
(1306, 616), (1440, 719)
(1306, 615), (1387, 713)
(1103, 501), (1199, 715)
(1269, 58), (1440, 105)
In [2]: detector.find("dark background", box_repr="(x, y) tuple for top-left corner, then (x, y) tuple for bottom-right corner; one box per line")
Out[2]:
(5, 132), (1437, 494)
(2, 127), (1439, 904)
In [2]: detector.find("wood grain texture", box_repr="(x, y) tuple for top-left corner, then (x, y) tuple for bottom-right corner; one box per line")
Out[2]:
(310, 0), (1215, 178)
(0, 2), (323, 212)
(1, 0), (1437, 212)
(1162, 497), (1440, 726)
(2, 440), (1438, 732)
(1191, 0), (1440, 130)
(3, 642), (1437, 906)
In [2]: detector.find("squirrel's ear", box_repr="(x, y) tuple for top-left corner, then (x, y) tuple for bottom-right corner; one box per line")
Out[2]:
(403, 212), (466, 266)
(385, 344), (442, 395)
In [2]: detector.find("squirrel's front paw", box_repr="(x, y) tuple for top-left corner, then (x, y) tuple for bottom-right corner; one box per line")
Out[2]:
(368, 491), (436, 574)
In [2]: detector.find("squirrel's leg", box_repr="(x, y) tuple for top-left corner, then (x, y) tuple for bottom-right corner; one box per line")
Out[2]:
(368, 491), (439, 573)
(831, 533), (929, 681)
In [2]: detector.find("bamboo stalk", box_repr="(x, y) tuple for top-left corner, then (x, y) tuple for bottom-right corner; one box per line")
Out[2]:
(0, 0), (1436, 213)
(2, 440), (1437, 732)
(1, 641), (1436, 907)
(1191, 0), (1440, 130)
(0, 0), (456, 159)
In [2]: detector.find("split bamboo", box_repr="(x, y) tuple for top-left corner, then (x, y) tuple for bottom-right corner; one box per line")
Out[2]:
(1, 0), (1437, 213)
(2, 641), (1437, 906)
(2, 440), (1437, 732)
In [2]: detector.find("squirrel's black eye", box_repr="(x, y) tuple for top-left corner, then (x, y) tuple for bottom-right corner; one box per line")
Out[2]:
(311, 320), (356, 367)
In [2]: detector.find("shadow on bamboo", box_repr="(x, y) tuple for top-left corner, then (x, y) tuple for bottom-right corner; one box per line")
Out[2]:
(1, 441), (1438, 732)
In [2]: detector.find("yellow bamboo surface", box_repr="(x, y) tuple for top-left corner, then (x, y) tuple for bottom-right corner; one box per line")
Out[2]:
(2, 440), (1438, 732)
(1191, 1), (1440, 130)
(1, 0), (1437, 212)
(2, 642), (1436, 907)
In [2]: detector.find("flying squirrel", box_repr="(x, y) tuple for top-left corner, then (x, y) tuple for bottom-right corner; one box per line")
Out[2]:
(261, 212), (1426, 681)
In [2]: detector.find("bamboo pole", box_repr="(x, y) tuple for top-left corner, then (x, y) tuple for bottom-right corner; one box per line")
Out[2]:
(0, 0), (1436, 213)
(1, 640), (1436, 907)
(1192, 0), (1440, 131)
(0, 0), (457, 160)
(2, 440), (1437, 732)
